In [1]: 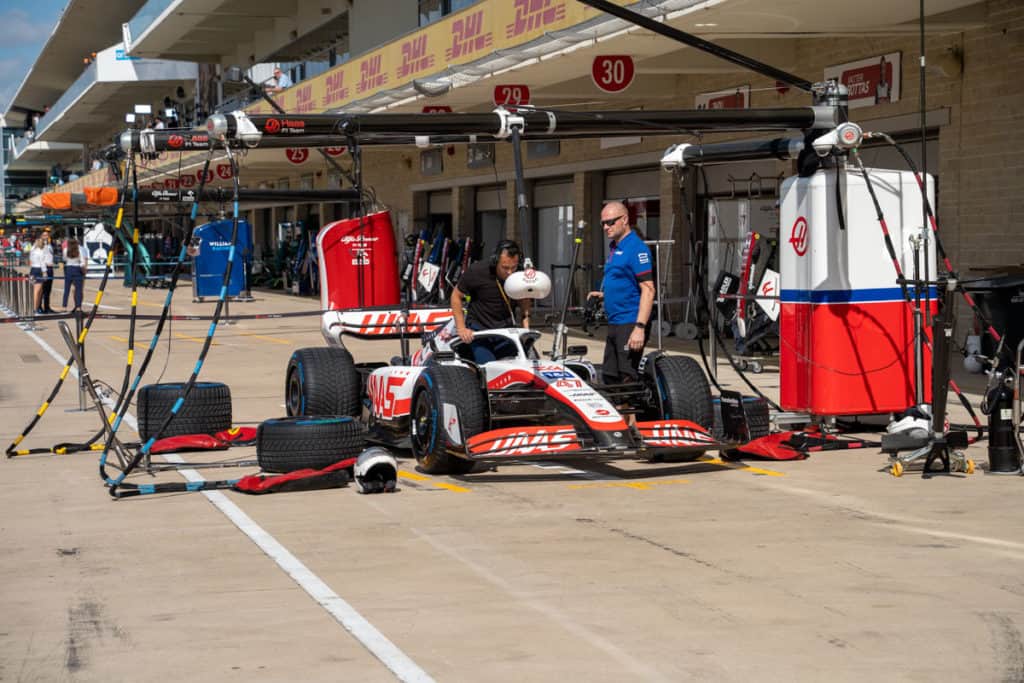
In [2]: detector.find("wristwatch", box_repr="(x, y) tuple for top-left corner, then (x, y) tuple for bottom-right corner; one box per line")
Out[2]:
(634, 321), (647, 330)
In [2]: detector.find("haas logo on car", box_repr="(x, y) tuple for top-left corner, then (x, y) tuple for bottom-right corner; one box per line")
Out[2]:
(264, 118), (282, 133)
(789, 216), (808, 256)
(167, 135), (184, 149)
(469, 428), (579, 456)
(367, 372), (411, 418)
(640, 422), (715, 447)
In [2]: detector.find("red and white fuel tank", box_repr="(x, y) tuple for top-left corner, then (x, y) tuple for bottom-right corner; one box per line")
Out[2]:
(779, 167), (936, 416)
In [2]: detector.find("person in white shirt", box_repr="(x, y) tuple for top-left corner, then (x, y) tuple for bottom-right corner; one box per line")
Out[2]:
(62, 238), (88, 311)
(41, 233), (55, 313)
(29, 235), (48, 314)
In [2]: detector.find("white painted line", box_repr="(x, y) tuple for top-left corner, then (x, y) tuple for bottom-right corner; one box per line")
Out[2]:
(165, 456), (436, 683)
(25, 328), (435, 683)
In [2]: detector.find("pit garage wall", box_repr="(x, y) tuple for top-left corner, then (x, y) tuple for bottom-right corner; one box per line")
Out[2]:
(227, 1), (1023, 329)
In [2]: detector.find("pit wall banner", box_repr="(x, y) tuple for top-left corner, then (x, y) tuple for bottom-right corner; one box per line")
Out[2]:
(249, 0), (630, 116)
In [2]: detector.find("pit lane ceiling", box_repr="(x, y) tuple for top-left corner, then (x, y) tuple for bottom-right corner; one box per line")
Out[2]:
(119, 0), (984, 188)
(4, 0), (149, 127)
(365, 0), (985, 115)
(126, 0), (984, 119)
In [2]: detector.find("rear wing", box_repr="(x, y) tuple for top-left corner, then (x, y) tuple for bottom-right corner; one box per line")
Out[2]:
(321, 305), (452, 346)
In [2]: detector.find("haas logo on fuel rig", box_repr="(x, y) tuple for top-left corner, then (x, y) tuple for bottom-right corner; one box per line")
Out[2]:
(789, 216), (808, 256)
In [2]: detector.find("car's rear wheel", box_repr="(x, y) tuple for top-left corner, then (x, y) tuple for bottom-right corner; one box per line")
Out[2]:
(643, 354), (714, 429)
(410, 365), (485, 475)
(286, 347), (360, 417)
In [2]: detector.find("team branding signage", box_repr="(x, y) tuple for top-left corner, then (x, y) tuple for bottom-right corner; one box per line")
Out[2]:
(696, 85), (751, 110)
(245, 0), (606, 116)
(824, 52), (901, 109)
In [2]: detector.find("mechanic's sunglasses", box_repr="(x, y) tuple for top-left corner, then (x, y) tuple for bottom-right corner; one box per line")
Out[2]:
(601, 215), (625, 227)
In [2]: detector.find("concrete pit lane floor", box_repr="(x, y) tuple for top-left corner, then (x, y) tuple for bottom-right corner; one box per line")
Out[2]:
(1, 280), (1023, 682)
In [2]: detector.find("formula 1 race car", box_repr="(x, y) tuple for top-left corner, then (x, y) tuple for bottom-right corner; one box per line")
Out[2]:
(284, 306), (720, 475)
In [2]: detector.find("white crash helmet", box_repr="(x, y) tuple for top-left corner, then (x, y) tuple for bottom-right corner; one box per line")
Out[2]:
(504, 259), (551, 300)
(354, 447), (398, 494)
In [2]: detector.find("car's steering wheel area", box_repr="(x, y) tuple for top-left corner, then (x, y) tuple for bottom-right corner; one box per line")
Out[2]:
(448, 338), (478, 363)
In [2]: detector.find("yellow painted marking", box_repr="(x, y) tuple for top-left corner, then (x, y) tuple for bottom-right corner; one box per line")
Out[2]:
(115, 208), (124, 228)
(398, 470), (470, 493)
(138, 301), (163, 308)
(433, 481), (471, 493)
(108, 413), (117, 424)
(56, 447), (67, 455)
(127, 349), (134, 365)
(60, 366), (70, 380)
(15, 449), (29, 456)
(111, 336), (128, 342)
(132, 229), (139, 242)
(131, 291), (138, 306)
(13, 435), (23, 446)
(174, 332), (218, 345)
(569, 478), (691, 491)
(237, 332), (291, 345)
(78, 329), (88, 343)
(37, 402), (49, 416)
(91, 443), (104, 451)
(701, 456), (785, 477)
(94, 292), (103, 305)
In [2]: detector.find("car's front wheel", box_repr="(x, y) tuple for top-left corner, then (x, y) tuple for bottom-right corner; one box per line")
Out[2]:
(643, 354), (714, 429)
(410, 365), (486, 475)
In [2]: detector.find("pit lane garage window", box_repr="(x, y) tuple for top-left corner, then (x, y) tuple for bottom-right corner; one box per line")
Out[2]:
(418, 0), (479, 27)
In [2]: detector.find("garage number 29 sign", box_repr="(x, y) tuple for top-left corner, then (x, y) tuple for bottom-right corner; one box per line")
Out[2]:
(592, 55), (634, 93)
(493, 85), (531, 107)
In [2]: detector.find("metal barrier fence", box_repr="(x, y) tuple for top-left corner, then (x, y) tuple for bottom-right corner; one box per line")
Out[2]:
(0, 266), (35, 328)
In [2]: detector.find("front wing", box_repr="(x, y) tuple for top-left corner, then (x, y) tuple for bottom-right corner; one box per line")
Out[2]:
(461, 420), (722, 463)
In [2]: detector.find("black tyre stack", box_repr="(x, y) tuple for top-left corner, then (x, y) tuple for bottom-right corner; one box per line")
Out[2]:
(137, 382), (232, 441)
(256, 416), (367, 473)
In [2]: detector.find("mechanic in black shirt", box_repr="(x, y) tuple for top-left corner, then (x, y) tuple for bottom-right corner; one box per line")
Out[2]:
(450, 240), (532, 363)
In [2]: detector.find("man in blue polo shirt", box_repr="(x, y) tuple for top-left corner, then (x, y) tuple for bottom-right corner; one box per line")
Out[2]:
(588, 201), (655, 383)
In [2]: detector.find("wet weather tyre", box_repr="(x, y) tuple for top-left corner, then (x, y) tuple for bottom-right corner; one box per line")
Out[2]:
(256, 416), (366, 473)
(137, 382), (232, 441)
(410, 365), (485, 475)
(644, 355), (714, 429)
(286, 347), (360, 417)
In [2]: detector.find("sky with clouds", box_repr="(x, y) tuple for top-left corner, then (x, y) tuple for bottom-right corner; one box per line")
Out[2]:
(0, 0), (70, 120)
